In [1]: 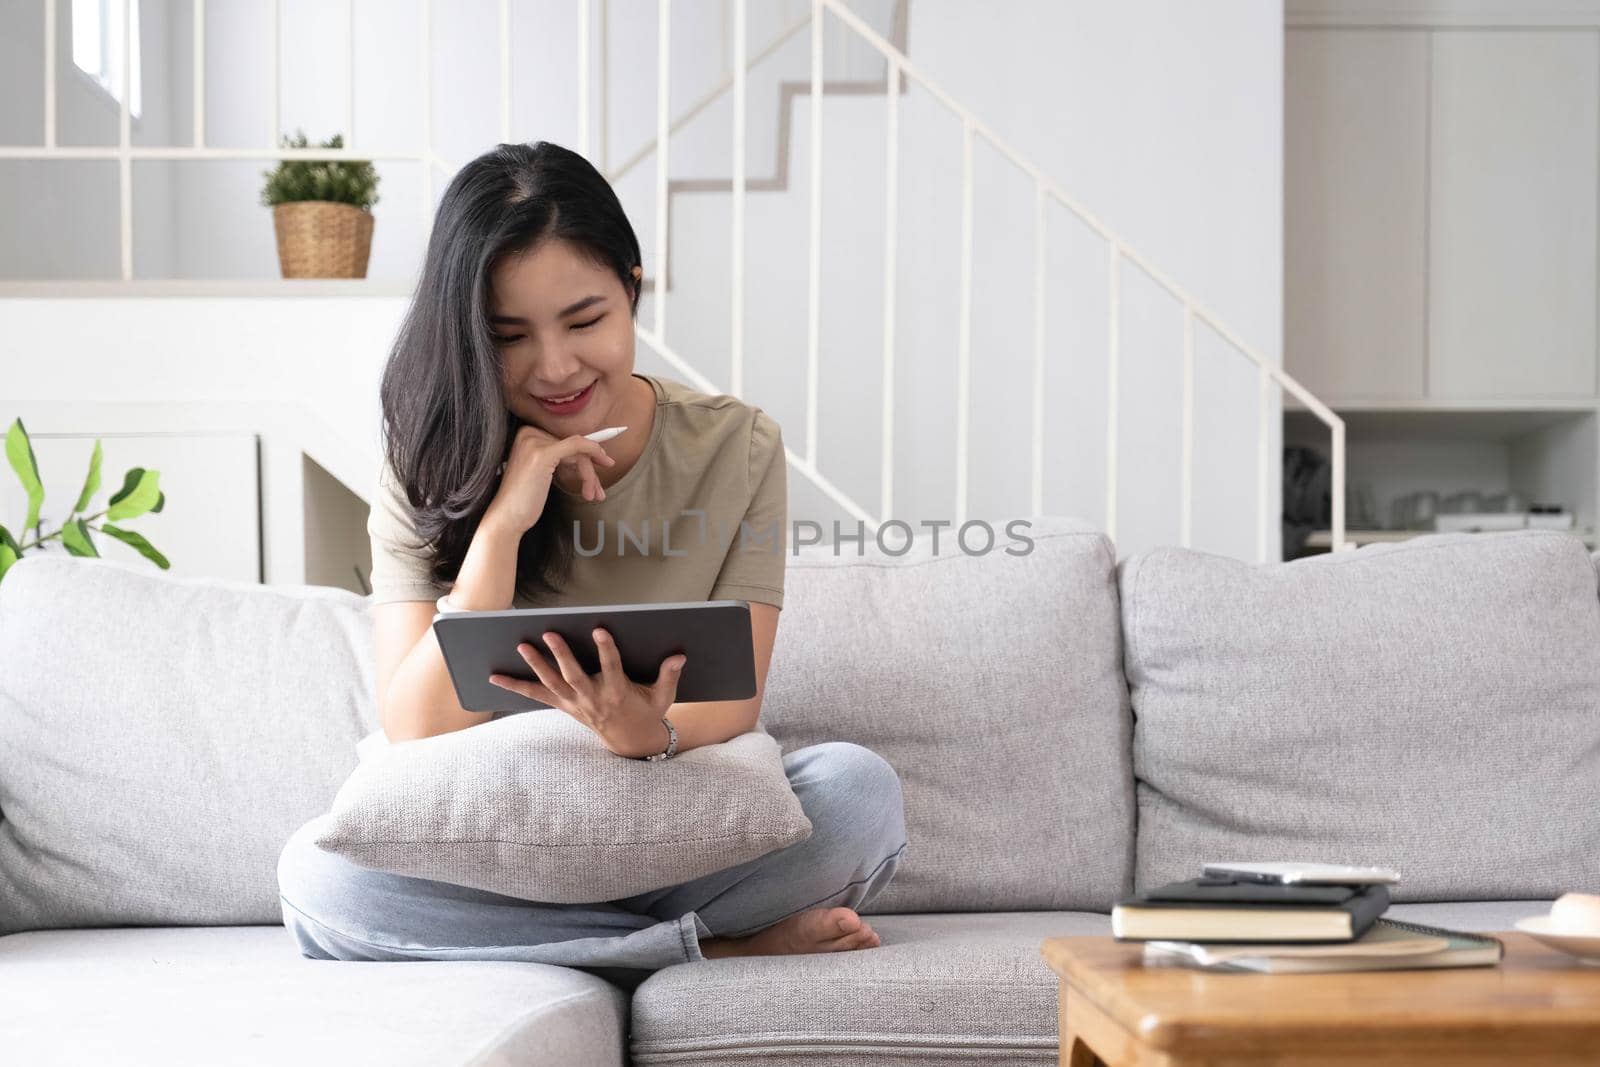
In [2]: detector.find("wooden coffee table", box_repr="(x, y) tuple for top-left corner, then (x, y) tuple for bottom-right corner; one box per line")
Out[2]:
(1040, 933), (1600, 1066)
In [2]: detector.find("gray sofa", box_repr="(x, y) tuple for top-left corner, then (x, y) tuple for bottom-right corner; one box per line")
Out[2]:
(2, 518), (1593, 1066)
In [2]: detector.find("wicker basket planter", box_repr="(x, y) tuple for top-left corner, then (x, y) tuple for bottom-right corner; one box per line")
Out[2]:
(272, 201), (374, 279)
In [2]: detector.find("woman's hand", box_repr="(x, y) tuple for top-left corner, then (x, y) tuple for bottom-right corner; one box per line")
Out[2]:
(487, 423), (618, 535)
(487, 627), (687, 758)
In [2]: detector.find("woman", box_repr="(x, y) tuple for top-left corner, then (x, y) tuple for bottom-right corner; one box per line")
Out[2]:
(276, 141), (907, 986)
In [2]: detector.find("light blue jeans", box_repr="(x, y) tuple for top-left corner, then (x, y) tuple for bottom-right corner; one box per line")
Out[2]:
(276, 741), (908, 990)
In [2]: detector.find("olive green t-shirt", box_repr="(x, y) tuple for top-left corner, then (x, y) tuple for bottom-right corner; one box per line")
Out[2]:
(366, 373), (788, 610)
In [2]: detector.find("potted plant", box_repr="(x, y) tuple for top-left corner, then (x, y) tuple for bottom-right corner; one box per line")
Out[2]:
(1, 418), (169, 586)
(260, 129), (381, 279)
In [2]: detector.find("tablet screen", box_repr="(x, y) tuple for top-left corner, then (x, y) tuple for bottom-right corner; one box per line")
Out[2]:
(432, 600), (756, 713)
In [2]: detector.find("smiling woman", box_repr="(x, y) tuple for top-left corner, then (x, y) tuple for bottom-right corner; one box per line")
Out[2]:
(366, 143), (790, 744)
(274, 141), (908, 980)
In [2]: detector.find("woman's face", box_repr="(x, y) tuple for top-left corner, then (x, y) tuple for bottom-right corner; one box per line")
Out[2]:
(488, 237), (639, 435)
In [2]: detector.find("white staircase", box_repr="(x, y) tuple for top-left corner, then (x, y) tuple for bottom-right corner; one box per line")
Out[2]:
(595, 0), (1348, 559)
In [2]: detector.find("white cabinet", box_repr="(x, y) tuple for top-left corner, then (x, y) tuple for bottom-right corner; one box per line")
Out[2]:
(1286, 26), (1600, 402)
(1285, 14), (1600, 552)
(1428, 30), (1598, 398)
(0, 432), (261, 583)
(1286, 29), (1429, 400)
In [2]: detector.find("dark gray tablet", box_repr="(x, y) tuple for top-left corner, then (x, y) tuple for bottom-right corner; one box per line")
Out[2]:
(433, 600), (756, 713)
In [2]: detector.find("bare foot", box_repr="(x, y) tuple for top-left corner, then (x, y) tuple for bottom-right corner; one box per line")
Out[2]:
(699, 906), (882, 959)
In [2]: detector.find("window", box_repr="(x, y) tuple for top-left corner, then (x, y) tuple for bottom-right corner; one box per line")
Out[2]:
(72, 0), (142, 120)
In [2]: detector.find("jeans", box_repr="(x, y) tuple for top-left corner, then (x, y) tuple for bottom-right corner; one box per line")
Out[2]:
(276, 740), (908, 989)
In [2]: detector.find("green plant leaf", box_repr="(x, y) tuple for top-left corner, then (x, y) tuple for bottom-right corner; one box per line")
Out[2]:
(100, 522), (170, 569)
(152, 490), (165, 513)
(60, 517), (98, 557)
(106, 468), (161, 521)
(5, 418), (45, 533)
(0, 522), (19, 581)
(73, 438), (103, 513)
(107, 467), (143, 506)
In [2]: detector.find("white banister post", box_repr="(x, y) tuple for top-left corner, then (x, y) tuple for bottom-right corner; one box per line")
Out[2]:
(44, 0), (55, 148)
(269, 0), (280, 148)
(654, 0), (670, 337)
(347, 0), (357, 146)
(1105, 243), (1120, 544)
(1181, 304), (1195, 548)
(805, 0), (822, 465)
(120, 0), (132, 280)
(499, 0), (511, 143)
(1331, 419), (1347, 551)
(880, 56), (899, 522)
(1257, 361), (1270, 563)
(420, 0), (433, 230)
(599, 0), (610, 170)
(730, 0), (746, 396)
(1031, 180), (1045, 517)
(955, 120), (973, 526)
(193, 0), (205, 147)
(579, 0), (591, 157)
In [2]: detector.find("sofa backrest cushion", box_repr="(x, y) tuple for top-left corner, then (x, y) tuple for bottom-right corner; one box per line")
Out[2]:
(1122, 529), (1600, 902)
(760, 517), (1135, 912)
(0, 555), (375, 933)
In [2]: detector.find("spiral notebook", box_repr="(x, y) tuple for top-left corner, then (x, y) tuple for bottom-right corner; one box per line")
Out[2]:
(1143, 918), (1505, 974)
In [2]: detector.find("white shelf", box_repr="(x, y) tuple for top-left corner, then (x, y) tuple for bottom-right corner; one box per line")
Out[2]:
(1285, 407), (1600, 541)
(1305, 528), (1599, 549)
(0, 279), (414, 298)
(1284, 407), (1590, 442)
(1284, 395), (1600, 414)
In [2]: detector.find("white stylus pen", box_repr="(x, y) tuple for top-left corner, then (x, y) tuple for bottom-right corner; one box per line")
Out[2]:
(496, 426), (628, 476)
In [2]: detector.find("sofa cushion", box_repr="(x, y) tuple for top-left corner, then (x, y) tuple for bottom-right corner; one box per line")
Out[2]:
(631, 910), (1108, 1065)
(630, 901), (1543, 1066)
(0, 555), (375, 933)
(317, 713), (813, 903)
(759, 517), (1134, 913)
(0, 925), (626, 1067)
(1122, 529), (1600, 901)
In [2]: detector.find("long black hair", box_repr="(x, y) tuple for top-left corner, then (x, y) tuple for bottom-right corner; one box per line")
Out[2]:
(377, 141), (643, 602)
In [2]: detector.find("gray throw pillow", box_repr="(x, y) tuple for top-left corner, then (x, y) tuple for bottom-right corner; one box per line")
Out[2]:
(758, 516), (1135, 913)
(314, 711), (813, 903)
(1122, 529), (1600, 902)
(0, 555), (375, 934)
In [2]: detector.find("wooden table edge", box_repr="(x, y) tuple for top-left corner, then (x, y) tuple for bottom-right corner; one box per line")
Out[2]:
(1040, 931), (1600, 1061)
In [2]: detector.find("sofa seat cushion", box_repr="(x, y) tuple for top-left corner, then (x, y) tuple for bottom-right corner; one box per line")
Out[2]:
(630, 910), (1110, 1065)
(629, 901), (1550, 1066)
(0, 925), (627, 1067)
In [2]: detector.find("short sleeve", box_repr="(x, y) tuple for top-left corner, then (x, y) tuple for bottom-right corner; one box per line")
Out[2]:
(367, 459), (451, 604)
(708, 411), (787, 609)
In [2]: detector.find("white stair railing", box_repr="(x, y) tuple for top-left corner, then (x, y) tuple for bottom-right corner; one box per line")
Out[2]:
(634, 0), (1348, 558)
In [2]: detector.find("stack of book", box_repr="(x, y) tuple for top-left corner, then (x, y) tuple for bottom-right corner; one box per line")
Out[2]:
(1113, 868), (1502, 973)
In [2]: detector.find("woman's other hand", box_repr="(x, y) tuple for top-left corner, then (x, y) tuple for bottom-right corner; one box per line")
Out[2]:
(487, 423), (618, 534)
(487, 627), (685, 758)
